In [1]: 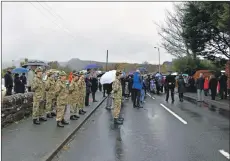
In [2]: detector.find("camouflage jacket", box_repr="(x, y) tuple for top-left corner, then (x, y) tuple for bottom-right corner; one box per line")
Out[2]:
(45, 77), (56, 97)
(112, 77), (122, 99)
(78, 77), (86, 96)
(55, 80), (69, 105)
(31, 75), (45, 100)
(69, 80), (80, 104)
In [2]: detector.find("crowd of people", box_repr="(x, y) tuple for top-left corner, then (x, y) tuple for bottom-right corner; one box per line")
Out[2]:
(196, 72), (228, 101)
(3, 68), (27, 95)
(3, 66), (229, 127)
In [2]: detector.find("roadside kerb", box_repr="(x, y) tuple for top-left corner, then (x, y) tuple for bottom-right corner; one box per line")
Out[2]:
(43, 96), (107, 161)
(183, 94), (229, 114)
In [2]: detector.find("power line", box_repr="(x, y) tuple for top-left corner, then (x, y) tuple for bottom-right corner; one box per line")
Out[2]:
(36, 1), (78, 40)
(30, 1), (78, 42)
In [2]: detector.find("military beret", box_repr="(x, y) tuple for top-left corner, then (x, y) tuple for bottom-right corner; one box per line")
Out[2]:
(35, 67), (43, 73)
(59, 71), (67, 76)
(78, 71), (84, 75)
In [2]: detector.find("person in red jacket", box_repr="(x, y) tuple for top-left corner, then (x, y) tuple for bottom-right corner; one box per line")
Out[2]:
(68, 72), (73, 83)
(204, 77), (209, 96)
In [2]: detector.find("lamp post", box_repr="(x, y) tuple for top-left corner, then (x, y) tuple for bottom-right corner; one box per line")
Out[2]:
(154, 47), (161, 73)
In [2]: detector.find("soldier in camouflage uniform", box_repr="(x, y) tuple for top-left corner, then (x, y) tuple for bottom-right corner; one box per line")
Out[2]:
(54, 71), (70, 127)
(111, 70), (123, 125)
(77, 71), (86, 115)
(69, 72), (80, 120)
(45, 71), (56, 118)
(31, 67), (46, 125)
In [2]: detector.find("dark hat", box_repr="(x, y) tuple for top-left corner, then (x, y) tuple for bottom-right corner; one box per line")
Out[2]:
(73, 72), (79, 76)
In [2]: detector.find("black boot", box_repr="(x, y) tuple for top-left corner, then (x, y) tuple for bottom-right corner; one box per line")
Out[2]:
(61, 119), (69, 125)
(82, 109), (86, 113)
(47, 113), (53, 118)
(57, 121), (64, 127)
(79, 110), (85, 115)
(70, 115), (78, 120)
(93, 100), (98, 102)
(118, 117), (124, 121)
(39, 117), (47, 121)
(33, 119), (40, 125)
(74, 115), (80, 119)
(114, 118), (123, 125)
(51, 112), (56, 117)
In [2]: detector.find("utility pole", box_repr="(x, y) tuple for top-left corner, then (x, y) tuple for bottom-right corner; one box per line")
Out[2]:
(106, 50), (108, 71)
(154, 47), (161, 73)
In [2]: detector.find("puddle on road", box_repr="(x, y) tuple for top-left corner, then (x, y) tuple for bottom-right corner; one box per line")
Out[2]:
(184, 97), (230, 120)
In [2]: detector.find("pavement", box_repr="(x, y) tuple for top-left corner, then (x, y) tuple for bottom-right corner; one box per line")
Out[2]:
(1, 92), (106, 161)
(52, 93), (230, 161)
(183, 92), (229, 117)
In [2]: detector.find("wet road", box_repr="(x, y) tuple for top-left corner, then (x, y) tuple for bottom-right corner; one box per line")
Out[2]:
(53, 94), (229, 161)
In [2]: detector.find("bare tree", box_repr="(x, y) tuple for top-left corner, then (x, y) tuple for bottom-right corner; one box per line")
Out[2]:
(155, 3), (193, 58)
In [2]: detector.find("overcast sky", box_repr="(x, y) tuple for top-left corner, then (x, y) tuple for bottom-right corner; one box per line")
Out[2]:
(2, 1), (175, 64)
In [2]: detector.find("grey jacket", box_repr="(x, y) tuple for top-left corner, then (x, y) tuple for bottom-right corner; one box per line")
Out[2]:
(178, 78), (186, 93)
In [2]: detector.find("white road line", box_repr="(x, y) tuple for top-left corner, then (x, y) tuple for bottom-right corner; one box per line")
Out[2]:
(219, 149), (230, 159)
(147, 93), (155, 99)
(160, 103), (188, 125)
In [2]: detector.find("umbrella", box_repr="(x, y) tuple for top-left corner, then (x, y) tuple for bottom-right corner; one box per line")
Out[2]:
(138, 67), (147, 72)
(22, 60), (49, 68)
(85, 64), (102, 70)
(100, 70), (116, 84)
(129, 71), (135, 75)
(12, 67), (29, 74)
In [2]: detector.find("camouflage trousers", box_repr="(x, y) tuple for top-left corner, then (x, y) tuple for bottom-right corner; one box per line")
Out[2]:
(78, 96), (85, 109)
(56, 104), (66, 121)
(69, 103), (79, 116)
(113, 98), (121, 118)
(32, 100), (45, 119)
(46, 96), (55, 114)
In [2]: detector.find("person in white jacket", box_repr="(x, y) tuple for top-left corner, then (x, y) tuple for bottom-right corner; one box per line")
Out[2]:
(27, 66), (35, 92)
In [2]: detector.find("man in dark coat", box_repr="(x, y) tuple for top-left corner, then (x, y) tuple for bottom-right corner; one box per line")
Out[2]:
(177, 74), (186, 102)
(20, 73), (27, 93)
(209, 75), (218, 100)
(165, 72), (176, 102)
(4, 68), (13, 96)
(85, 69), (92, 106)
(91, 75), (98, 102)
(219, 73), (228, 99)
(14, 73), (22, 93)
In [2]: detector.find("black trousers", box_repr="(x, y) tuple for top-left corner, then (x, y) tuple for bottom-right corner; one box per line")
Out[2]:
(179, 93), (183, 100)
(166, 88), (174, 101)
(211, 89), (216, 100)
(133, 89), (141, 107)
(220, 87), (227, 99)
(92, 92), (96, 101)
(85, 93), (90, 106)
(6, 87), (12, 96)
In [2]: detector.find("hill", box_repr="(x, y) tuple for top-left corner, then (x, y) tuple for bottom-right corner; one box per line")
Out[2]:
(2, 58), (172, 73)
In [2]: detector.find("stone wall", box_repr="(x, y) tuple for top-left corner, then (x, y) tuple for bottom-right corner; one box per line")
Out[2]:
(1, 92), (33, 128)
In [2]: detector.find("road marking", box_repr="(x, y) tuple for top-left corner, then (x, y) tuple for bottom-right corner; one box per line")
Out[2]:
(160, 103), (188, 124)
(219, 149), (230, 159)
(147, 93), (155, 99)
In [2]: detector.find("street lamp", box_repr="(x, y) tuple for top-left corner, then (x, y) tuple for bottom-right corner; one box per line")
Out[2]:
(154, 47), (161, 73)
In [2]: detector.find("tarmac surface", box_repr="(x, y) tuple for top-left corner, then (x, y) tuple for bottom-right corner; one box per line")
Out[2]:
(52, 93), (229, 161)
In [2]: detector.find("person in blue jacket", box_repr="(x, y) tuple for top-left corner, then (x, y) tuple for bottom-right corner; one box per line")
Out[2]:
(132, 70), (143, 108)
